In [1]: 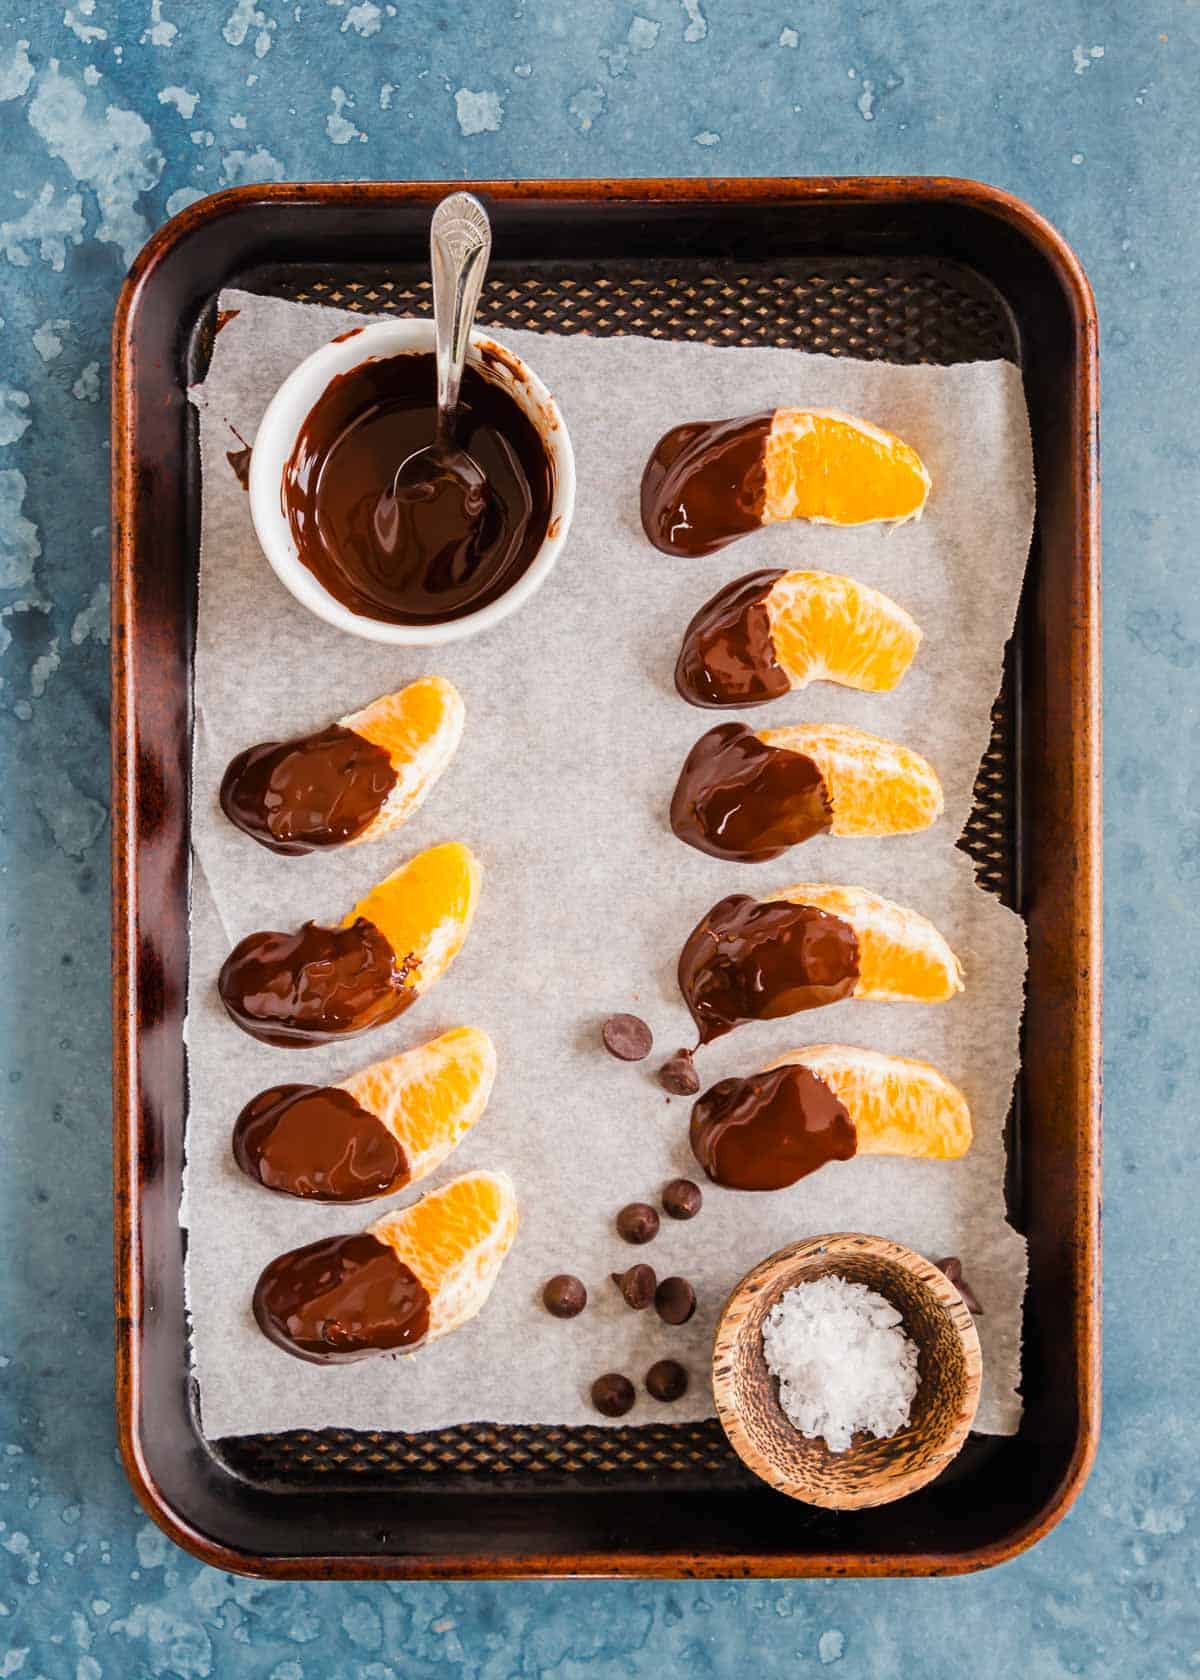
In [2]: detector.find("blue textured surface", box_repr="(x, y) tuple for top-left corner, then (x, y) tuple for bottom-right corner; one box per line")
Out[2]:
(0, 0), (1190, 1671)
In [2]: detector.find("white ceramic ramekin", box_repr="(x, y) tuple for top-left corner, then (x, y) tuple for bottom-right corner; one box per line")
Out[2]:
(248, 319), (575, 645)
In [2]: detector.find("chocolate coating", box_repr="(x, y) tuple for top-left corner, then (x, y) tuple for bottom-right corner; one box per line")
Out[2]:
(678, 892), (860, 1045)
(662, 1178), (702, 1220)
(640, 414), (772, 557)
(543, 1274), (588, 1318)
(670, 722), (832, 863)
(253, 1231), (430, 1363)
(645, 1358), (689, 1402)
(591, 1373), (636, 1417)
(654, 1276), (697, 1325)
(690, 1062), (857, 1190)
(616, 1202), (660, 1245)
(658, 1049), (700, 1096)
(232, 1082), (408, 1201)
(611, 1263), (657, 1310)
(601, 1013), (653, 1061)
(221, 723), (397, 856)
(218, 917), (418, 1048)
(675, 569), (790, 707)
(283, 353), (552, 626)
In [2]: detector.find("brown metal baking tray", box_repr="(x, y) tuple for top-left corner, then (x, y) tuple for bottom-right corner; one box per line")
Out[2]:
(111, 178), (1100, 1578)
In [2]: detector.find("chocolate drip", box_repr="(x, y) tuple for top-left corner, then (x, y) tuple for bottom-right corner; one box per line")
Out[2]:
(233, 1083), (408, 1201)
(227, 445), (252, 489)
(640, 413), (772, 557)
(220, 722), (397, 855)
(690, 1063), (857, 1190)
(218, 917), (417, 1047)
(670, 722), (832, 862)
(253, 1232), (430, 1363)
(675, 569), (789, 707)
(225, 423), (252, 490)
(678, 893), (859, 1044)
(283, 353), (552, 625)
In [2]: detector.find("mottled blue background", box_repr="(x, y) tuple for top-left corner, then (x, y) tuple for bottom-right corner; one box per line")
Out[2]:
(0, 0), (1191, 1672)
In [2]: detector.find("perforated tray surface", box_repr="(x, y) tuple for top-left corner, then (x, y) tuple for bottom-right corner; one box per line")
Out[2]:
(210, 254), (1020, 1494)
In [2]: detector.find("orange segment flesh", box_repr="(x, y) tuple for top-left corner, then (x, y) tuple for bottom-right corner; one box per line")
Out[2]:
(337, 1027), (497, 1187)
(759, 722), (943, 837)
(347, 841), (481, 997)
(339, 676), (464, 845)
(771, 883), (963, 1003)
(370, 1169), (519, 1341)
(766, 1044), (972, 1159)
(762, 409), (931, 528)
(764, 571), (922, 693)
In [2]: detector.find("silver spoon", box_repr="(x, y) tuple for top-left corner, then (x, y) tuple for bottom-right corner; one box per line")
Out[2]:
(386, 192), (493, 515)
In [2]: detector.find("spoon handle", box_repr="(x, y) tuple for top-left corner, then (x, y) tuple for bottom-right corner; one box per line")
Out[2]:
(429, 192), (492, 444)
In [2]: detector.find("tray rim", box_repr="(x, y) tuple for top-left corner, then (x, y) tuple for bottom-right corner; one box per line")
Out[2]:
(111, 174), (1101, 1580)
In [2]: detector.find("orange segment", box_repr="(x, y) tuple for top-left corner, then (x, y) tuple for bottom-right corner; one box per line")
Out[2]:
(771, 883), (963, 1003)
(370, 1168), (519, 1341)
(347, 841), (481, 997)
(766, 1044), (972, 1159)
(760, 722), (943, 837)
(338, 1027), (497, 1187)
(764, 571), (922, 693)
(340, 676), (464, 844)
(762, 409), (931, 528)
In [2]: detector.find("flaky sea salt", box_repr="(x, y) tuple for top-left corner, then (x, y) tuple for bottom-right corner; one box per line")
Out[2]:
(762, 1274), (920, 1453)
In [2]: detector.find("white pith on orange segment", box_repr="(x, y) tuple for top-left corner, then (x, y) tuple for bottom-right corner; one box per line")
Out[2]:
(764, 1044), (972, 1160)
(759, 722), (943, 837)
(761, 409), (931, 529)
(347, 841), (481, 995)
(769, 883), (964, 1003)
(336, 1027), (497, 1187)
(339, 676), (464, 845)
(763, 571), (922, 693)
(370, 1169), (519, 1341)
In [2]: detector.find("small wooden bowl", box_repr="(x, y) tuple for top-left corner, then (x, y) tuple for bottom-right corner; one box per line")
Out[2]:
(712, 1233), (982, 1510)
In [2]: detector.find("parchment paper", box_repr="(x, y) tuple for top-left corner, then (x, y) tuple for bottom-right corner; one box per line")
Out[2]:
(186, 288), (1033, 1440)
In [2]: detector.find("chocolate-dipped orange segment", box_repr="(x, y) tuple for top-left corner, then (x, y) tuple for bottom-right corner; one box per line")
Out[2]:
(218, 841), (481, 1047)
(220, 675), (464, 855)
(676, 569), (922, 708)
(642, 409), (930, 557)
(671, 721), (942, 862)
(253, 1168), (518, 1363)
(233, 1026), (497, 1202)
(690, 1044), (971, 1191)
(679, 883), (962, 1044)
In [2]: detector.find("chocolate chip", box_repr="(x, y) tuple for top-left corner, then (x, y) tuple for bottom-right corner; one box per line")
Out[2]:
(935, 1256), (984, 1316)
(611, 1262), (657, 1310)
(591, 1372), (636, 1417)
(662, 1177), (702, 1220)
(655, 1276), (697, 1325)
(601, 1013), (653, 1061)
(658, 1047), (700, 1095)
(616, 1202), (660, 1244)
(645, 1358), (689, 1402)
(542, 1274), (587, 1318)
